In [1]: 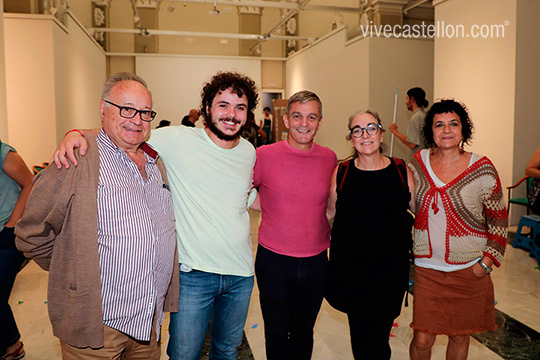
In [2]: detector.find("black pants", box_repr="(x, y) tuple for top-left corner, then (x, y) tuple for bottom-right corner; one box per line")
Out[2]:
(0, 227), (25, 355)
(255, 245), (328, 360)
(347, 312), (395, 360)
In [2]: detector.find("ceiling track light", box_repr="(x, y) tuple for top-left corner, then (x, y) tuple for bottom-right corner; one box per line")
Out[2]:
(209, 0), (220, 16)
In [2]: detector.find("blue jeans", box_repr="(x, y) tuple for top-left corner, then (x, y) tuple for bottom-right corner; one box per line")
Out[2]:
(0, 227), (25, 355)
(167, 268), (254, 360)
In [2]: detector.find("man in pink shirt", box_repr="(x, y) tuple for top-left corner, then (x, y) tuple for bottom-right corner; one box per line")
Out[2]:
(253, 91), (337, 360)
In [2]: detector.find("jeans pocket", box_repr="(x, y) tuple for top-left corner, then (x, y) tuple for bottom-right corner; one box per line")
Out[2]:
(0, 227), (16, 248)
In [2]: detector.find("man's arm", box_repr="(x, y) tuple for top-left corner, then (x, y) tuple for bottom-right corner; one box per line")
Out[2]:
(526, 148), (540, 178)
(52, 129), (99, 169)
(249, 191), (261, 211)
(257, 128), (267, 144)
(15, 167), (69, 270)
(326, 165), (338, 220)
(3, 151), (33, 227)
(388, 123), (417, 151)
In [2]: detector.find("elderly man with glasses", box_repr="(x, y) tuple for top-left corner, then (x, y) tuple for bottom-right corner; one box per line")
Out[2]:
(15, 72), (179, 359)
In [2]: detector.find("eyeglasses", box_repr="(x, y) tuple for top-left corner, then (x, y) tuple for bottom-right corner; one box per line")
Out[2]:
(349, 123), (381, 138)
(103, 100), (157, 122)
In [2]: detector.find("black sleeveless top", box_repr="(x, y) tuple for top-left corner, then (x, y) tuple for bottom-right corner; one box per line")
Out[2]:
(326, 157), (412, 316)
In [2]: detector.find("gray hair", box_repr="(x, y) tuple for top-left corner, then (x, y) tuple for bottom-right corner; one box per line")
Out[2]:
(346, 108), (384, 140)
(347, 108), (385, 156)
(286, 90), (323, 118)
(101, 72), (149, 99)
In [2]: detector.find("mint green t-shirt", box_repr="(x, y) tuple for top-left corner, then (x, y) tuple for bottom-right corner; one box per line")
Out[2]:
(148, 126), (256, 276)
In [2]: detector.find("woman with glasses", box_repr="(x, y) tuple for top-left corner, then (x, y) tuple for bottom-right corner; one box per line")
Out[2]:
(408, 99), (507, 360)
(326, 109), (415, 359)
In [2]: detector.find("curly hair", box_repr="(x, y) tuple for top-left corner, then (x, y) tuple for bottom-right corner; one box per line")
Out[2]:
(200, 72), (259, 122)
(423, 99), (474, 148)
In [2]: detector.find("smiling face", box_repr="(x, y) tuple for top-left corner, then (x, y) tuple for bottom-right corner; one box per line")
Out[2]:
(432, 111), (463, 150)
(350, 112), (383, 156)
(205, 87), (248, 145)
(283, 100), (322, 151)
(101, 80), (152, 152)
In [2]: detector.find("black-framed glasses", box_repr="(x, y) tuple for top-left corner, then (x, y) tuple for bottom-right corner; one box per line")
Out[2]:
(349, 123), (381, 138)
(103, 100), (157, 122)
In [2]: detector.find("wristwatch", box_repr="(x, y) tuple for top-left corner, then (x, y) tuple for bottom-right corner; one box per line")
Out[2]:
(477, 259), (493, 274)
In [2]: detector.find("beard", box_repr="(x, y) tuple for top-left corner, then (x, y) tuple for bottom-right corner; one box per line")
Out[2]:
(205, 110), (249, 141)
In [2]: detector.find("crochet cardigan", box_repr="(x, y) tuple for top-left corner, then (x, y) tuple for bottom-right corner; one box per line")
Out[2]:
(408, 151), (508, 267)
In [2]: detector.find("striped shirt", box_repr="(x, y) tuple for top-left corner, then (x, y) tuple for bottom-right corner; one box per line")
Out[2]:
(96, 130), (176, 341)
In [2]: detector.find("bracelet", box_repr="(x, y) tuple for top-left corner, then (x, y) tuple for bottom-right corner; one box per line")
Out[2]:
(65, 129), (83, 137)
(477, 258), (493, 274)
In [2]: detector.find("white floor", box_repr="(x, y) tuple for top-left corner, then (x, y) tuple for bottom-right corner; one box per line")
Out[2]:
(9, 215), (539, 359)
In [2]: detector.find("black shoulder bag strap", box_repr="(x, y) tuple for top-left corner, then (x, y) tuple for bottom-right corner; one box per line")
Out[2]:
(392, 157), (408, 191)
(337, 159), (352, 193)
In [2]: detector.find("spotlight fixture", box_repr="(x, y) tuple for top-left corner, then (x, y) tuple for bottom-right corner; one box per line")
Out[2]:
(209, 0), (220, 16)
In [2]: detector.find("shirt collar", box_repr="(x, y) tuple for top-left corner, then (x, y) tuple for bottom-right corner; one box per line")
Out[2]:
(97, 129), (159, 161)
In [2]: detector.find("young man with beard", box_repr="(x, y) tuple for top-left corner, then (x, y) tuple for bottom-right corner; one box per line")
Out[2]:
(53, 72), (259, 360)
(388, 87), (429, 158)
(252, 91), (337, 359)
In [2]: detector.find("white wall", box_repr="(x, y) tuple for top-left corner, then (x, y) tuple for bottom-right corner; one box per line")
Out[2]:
(109, 0), (135, 53)
(369, 37), (434, 160)
(158, 3), (240, 56)
(260, 7), (284, 58)
(433, 0), (516, 194)
(298, 0), (361, 40)
(286, 29), (370, 160)
(4, 15), (58, 166)
(286, 27), (434, 160)
(67, 0), (92, 29)
(4, 13), (106, 166)
(54, 13), (107, 141)
(136, 55), (262, 127)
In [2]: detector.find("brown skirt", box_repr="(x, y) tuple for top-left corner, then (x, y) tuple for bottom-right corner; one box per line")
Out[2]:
(410, 265), (497, 336)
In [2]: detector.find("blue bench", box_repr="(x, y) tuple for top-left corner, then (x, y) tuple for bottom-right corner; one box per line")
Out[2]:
(512, 215), (540, 251)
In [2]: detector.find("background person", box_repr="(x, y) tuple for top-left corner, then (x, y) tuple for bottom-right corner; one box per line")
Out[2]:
(525, 147), (540, 214)
(259, 106), (273, 144)
(181, 109), (200, 127)
(0, 140), (33, 360)
(389, 87), (429, 157)
(407, 99), (508, 360)
(241, 112), (266, 148)
(326, 109), (414, 359)
(156, 119), (171, 128)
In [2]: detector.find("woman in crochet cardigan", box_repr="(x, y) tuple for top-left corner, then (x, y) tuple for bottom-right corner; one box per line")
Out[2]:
(407, 100), (508, 360)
